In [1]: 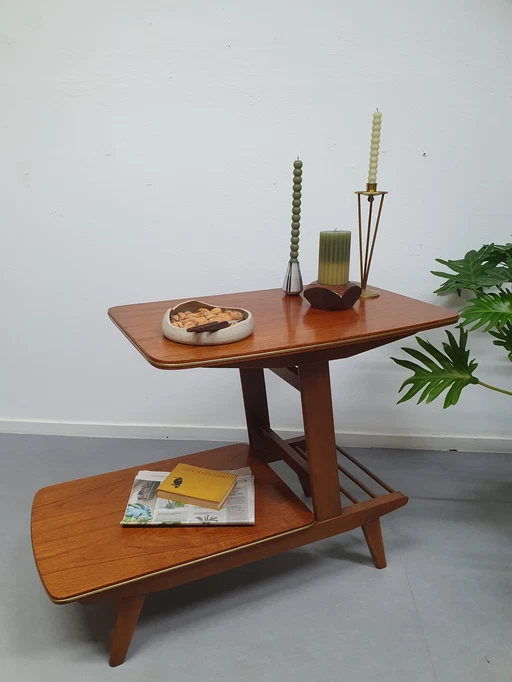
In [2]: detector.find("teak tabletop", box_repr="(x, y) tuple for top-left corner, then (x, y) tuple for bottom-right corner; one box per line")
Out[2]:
(108, 287), (458, 369)
(33, 285), (458, 667)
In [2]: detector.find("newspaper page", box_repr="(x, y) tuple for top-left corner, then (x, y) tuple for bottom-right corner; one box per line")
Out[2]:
(121, 467), (255, 526)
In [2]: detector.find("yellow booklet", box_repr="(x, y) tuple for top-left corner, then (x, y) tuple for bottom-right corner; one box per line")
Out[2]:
(155, 463), (238, 511)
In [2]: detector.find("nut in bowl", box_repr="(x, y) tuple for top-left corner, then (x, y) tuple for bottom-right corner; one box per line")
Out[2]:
(162, 300), (254, 346)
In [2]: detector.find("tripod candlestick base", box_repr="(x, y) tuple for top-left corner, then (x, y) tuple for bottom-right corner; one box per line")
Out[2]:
(356, 186), (388, 299)
(360, 288), (380, 299)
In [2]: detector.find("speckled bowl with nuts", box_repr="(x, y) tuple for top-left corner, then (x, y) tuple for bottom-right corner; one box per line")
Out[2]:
(162, 299), (254, 346)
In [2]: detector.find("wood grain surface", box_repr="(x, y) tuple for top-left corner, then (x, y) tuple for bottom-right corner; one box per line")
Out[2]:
(77, 491), (408, 606)
(31, 444), (314, 603)
(108, 287), (458, 369)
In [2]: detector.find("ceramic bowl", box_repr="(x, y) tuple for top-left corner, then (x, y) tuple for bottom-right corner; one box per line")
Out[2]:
(162, 299), (254, 346)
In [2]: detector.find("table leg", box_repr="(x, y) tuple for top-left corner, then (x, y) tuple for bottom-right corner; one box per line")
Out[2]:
(109, 594), (145, 667)
(298, 362), (342, 521)
(240, 368), (311, 495)
(362, 518), (387, 569)
(239, 369), (270, 452)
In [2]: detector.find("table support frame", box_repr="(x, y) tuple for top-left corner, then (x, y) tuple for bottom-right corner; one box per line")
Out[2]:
(67, 363), (409, 666)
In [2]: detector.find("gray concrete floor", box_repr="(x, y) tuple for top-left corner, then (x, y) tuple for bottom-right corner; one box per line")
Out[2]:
(1, 434), (511, 681)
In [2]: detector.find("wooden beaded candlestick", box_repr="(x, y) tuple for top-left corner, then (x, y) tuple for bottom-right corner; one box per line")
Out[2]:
(282, 159), (304, 295)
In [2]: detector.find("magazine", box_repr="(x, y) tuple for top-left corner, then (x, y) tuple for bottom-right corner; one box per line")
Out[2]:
(121, 467), (254, 526)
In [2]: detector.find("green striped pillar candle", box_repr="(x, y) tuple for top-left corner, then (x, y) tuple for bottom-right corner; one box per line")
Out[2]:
(318, 231), (351, 285)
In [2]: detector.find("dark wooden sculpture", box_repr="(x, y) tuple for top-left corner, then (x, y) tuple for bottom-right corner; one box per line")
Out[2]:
(303, 281), (362, 311)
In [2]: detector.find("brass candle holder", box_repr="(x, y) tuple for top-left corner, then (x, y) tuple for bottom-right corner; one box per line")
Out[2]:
(355, 182), (388, 298)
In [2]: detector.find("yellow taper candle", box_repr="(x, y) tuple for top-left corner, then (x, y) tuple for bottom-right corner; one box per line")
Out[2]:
(368, 110), (382, 184)
(318, 231), (351, 285)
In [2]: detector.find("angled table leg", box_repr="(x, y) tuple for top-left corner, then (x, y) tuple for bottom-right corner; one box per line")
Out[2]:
(296, 470), (311, 497)
(109, 594), (145, 667)
(297, 361), (392, 567)
(239, 368), (270, 452)
(362, 518), (387, 569)
(298, 362), (342, 521)
(240, 368), (311, 495)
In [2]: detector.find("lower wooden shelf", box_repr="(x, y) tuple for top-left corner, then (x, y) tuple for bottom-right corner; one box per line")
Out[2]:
(32, 440), (408, 608)
(31, 443), (314, 604)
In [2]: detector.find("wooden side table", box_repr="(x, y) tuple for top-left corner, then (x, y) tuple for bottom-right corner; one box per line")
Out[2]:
(31, 287), (457, 666)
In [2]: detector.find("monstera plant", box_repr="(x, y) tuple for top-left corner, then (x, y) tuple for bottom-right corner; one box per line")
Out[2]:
(392, 242), (512, 408)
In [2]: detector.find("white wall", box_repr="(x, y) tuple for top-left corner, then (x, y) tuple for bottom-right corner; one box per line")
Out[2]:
(2, 0), (511, 450)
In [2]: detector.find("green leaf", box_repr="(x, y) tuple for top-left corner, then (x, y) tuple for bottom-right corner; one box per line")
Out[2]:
(431, 246), (512, 294)
(484, 243), (512, 266)
(391, 328), (479, 408)
(459, 291), (512, 332)
(489, 321), (512, 361)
